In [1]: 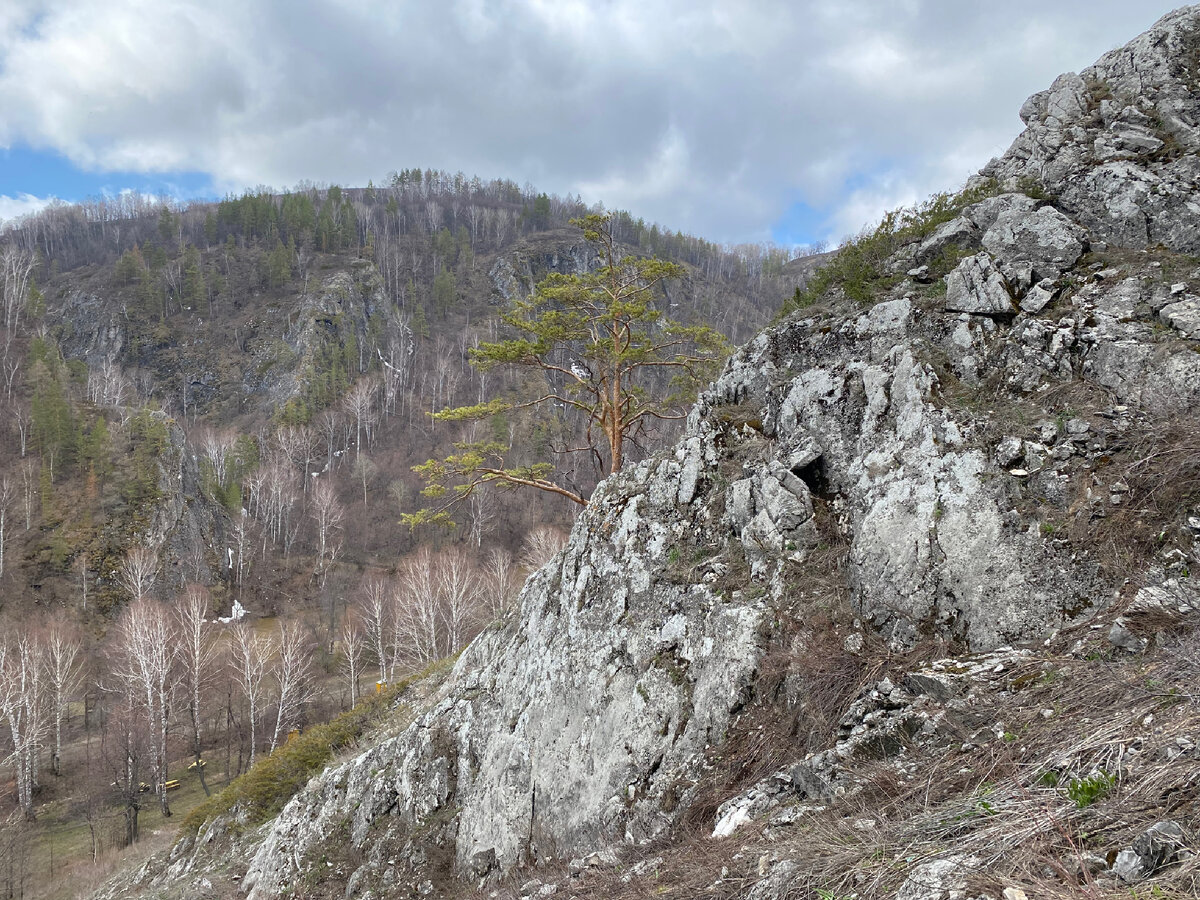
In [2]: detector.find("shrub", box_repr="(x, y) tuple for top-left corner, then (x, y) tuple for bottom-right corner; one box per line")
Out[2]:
(781, 179), (1001, 316)
(1065, 770), (1115, 808)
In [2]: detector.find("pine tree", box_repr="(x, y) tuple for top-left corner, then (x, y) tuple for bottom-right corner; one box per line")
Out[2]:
(406, 214), (727, 526)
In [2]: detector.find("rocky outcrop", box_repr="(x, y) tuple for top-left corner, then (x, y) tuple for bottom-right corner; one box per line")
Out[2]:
(980, 7), (1200, 253)
(230, 441), (770, 897)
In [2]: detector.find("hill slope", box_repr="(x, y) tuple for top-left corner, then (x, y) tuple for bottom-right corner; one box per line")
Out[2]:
(99, 7), (1200, 900)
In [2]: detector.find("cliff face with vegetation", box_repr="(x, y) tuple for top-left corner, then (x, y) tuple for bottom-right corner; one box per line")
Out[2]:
(100, 8), (1200, 900)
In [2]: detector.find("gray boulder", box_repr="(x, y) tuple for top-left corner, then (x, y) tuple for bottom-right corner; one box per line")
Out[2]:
(1113, 821), (1187, 883)
(1159, 296), (1200, 338)
(945, 253), (1016, 316)
(981, 202), (1087, 281)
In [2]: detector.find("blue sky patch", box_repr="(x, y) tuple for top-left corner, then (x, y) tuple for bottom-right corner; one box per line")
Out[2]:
(0, 144), (217, 205)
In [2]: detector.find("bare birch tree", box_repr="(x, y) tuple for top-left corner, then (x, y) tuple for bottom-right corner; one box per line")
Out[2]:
(0, 633), (45, 819)
(481, 547), (521, 619)
(117, 545), (159, 600)
(520, 526), (568, 571)
(360, 578), (394, 687)
(394, 548), (443, 669)
(269, 621), (313, 751)
(339, 613), (365, 706)
(111, 599), (175, 816)
(228, 621), (270, 769)
(342, 377), (378, 459)
(436, 548), (481, 654)
(0, 475), (13, 578)
(44, 622), (82, 778)
(174, 586), (216, 795)
(308, 480), (344, 578)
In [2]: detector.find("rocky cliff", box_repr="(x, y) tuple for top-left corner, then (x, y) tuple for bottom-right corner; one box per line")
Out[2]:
(109, 8), (1200, 900)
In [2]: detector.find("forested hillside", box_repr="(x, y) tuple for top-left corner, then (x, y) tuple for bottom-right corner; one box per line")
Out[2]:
(0, 169), (808, 896)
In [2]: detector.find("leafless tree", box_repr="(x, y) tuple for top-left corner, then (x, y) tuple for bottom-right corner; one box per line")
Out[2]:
(360, 578), (394, 687)
(174, 586), (216, 795)
(436, 547), (482, 653)
(1, 357), (18, 402)
(102, 688), (146, 846)
(0, 632), (45, 819)
(342, 378), (379, 459)
(0, 246), (34, 355)
(316, 409), (346, 473)
(481, 548), (521, 619)
(228, 621), (270, 769)
(8, 404), (29, 458)
(275, 424), (318, 487)
(309, 480), (344, 578)
(231, 509), (251, 589)
(339, 613), (365, 706)
(252, 455), (299, 554)
(18, 459), (34, 530)
(394, 549), (438, 669)
(0, 475), (13, 578)
(196, 426), (237, 488)
(353, 454), (377, 507)
(394, 548), (447, 669)
(269, 621), (313, 752)
(520, 525), (568, 571)
(467, 482), (493, 548)
(116, 545), (159, 600)
(44, 621), (82, 778)
(88, 359), (129, 408)
(111, 598), (175, 817)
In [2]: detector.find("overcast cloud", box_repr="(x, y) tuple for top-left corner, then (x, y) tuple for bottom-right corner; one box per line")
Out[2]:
(0, 1), (1185, 244)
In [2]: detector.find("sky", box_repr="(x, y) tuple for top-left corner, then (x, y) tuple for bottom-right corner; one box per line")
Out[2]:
(0, 1), (1186, 247)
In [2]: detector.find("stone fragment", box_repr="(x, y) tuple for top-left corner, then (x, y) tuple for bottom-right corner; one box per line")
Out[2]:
(567, 849), (619, 876)
(995, 437), (1025, 468)
(1020, 279), (1057, 314)
(1108, 617), (1146, 653)
(914, 216), (980, 265)
(904, 672), (959, 701)
(945, 253), (1016, 316)
(1113, 821), (1186, 883)
(895, 855), (981, 900)
(1159, 297), (1200, 338)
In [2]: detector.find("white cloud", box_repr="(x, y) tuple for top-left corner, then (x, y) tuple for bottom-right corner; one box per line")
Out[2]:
(0, 193), (54, 228)
(0, 1), (1185, 243)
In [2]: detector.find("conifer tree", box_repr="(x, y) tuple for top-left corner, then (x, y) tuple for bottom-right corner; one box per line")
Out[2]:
(406, 214), (727, 526)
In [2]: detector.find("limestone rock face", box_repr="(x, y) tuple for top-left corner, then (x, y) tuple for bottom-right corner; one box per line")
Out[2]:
(238, 442), (769, 898)
(981, 7), (1200, 252)
(215, 226), (1195, 896)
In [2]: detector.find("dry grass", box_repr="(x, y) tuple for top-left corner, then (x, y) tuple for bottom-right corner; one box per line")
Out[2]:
(1073, 412), (1200, 580)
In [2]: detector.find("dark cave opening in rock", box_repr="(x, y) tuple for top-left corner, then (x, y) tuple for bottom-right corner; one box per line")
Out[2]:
(791, 455), (830, 499)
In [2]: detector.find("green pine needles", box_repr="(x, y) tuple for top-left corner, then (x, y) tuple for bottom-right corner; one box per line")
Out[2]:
(404, 214), (728, 529)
